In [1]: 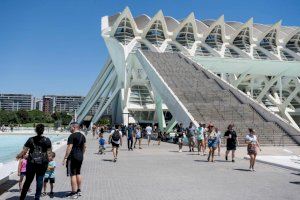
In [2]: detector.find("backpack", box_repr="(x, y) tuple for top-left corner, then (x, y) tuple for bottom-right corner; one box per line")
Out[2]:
(112, 130), (120, 141)
(30, 137), (48, 165)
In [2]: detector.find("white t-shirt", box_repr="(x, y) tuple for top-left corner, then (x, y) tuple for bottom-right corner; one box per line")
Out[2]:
(245, 134), (257, 144)
(110, 130), (122, 144)
(146, 126), (152, 135)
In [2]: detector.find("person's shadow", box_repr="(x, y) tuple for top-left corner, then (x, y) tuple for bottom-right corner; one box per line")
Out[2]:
(6, 196), (34, 200)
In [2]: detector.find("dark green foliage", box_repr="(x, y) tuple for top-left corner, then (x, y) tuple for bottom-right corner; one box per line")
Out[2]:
(0, 109), (71, 126)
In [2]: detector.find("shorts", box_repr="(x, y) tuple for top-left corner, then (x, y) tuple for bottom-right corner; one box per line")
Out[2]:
(20, 172), (26, 177)
(147, 135), (151, 140)
(111, 141), (119, 147)
(208, 138), (218, 148)
(226, 145), (236, 151)
(67, 159), (83, 176)
(44, 177), (55, 183)
(247, 144), (257, 155)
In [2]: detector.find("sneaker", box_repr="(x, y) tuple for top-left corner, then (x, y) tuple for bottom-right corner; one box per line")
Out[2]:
(41, 192), (47, 197)
(179, 149), (182, 153)
(66, 192), (78, 199)
(76, 189), (82, 196)
(225, 156), (228, 161)
(113, 158), (117, 162)
(232, 159), (235, 162)
(49, 192), (54, 198)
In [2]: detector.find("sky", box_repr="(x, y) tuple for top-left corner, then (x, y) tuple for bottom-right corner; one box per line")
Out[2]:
(0, 0), (299, 98)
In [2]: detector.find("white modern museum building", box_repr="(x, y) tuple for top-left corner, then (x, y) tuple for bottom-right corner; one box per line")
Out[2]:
(76, 7), (300, 145)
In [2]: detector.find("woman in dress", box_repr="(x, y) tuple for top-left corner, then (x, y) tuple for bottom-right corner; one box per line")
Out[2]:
(245, 128), (261, 171)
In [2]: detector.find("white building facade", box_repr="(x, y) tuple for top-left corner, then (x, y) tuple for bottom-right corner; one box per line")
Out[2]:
(76, 7), (300, 131)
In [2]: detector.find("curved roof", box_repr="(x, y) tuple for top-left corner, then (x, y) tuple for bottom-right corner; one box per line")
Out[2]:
(134, 15), (151, 30)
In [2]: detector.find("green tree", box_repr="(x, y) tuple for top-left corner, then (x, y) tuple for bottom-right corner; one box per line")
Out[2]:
(16, 109), (30, 123)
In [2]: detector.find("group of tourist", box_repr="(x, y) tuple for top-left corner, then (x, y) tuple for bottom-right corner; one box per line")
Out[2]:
(16, 122), (86, 199)
(15, 121), (262, 199)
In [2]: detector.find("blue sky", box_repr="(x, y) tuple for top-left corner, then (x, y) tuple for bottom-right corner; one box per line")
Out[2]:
(0, 0), (299, 97)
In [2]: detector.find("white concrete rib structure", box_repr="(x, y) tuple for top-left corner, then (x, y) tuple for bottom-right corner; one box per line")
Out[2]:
(77, 7), (300, 135)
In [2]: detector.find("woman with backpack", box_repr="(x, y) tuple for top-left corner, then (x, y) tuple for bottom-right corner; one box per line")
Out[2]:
(109, 125), (123, 162)
(18, 124), (52, 200)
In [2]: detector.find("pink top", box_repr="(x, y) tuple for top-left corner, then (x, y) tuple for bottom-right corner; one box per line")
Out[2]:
(20, 159), (27, 173)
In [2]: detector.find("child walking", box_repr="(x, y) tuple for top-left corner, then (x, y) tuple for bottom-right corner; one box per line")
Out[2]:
(42, 152), (56, 197)
(98, 132), (106, 154)
(17, 151), (29, 192)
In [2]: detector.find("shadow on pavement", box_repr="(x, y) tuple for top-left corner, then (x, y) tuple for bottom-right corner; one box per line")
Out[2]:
(102, 159), (114, 162)
(233, 168), (252, 172)
(52, 191), (71, 198)
(0, 180), (18, 196)
(291, 173), (300, 176)
(6, 195), (34, 200)
(289, 181), (300, 185)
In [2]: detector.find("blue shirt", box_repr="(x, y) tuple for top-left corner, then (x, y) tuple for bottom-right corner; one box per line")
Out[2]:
(44, 161), (56, 178)
(99, 138), (105, 146)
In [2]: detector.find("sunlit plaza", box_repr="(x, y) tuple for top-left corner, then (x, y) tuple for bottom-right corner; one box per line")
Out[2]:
(1, 2), (300, 200)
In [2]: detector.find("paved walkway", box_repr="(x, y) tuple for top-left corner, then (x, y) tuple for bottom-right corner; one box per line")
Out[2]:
(1, 134), (300, 200)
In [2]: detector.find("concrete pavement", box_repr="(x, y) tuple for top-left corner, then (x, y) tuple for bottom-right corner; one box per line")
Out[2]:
(1, 134), (300, 200)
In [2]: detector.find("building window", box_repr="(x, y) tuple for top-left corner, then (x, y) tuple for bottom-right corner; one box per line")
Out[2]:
(286, 31), (300, 53)
(131, 42), (149, 53)
(164, 44), (180, 53)
(233, 27), (250, 52)
(224, 47), (241, 58)
(129, 85), (154, 106)
(205, 25), (223, 51)
(145, 20), (165, 47)
(280, 49), (295, 61)
(260, 29), (278, 54)
(195, 45), (213, 56)
(114, 18), (135, 45)
(175, 23), (195, 49)
(253, 48), (270, 60)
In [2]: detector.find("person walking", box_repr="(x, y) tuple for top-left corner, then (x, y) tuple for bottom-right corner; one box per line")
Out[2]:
(63, 122), (86, 199)
(245, 128), (261, 171)
(177, 123), (184, 152)
(18, 124), (52, 200)
(196, 123), (205, 155)
(134, 126), (142, 149)
(215, 128), (222, 156)
(108, 125), (123, 162)
(186, 122), (195, 152)
(206, 124), (218, 162)
(145, 124), (153, 146)
(224, 124), (238, 162)
(127, 124), (134, 150)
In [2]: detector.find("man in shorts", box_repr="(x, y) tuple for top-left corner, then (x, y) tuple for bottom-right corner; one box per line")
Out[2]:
(109, 125), (123, 162)
(63, 122), (86, 199)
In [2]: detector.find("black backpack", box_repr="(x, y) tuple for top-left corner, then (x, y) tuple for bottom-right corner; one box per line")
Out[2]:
(30, 137), (48, 165)
(112, 130), (120, 141)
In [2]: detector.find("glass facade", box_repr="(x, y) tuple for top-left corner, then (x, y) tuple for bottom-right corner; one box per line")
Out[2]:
(286, 32), (300, 53)
(129, 85), (154, 106)
(253, 48), (270, 60)
(165, 44), (180, 53)
(145, 20), (165, 47)
(260, 29), (278, 54)
(195, 45), (213, 56)
(175, 23), (195, 49)
(233, 27), (251, 52)
(224, 47), (241, 58)
(205, 25), (223, 51)
(114, 18), (135, 45)
(280, 49), (295, 61)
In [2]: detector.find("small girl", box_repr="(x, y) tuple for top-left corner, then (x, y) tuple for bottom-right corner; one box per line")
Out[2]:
(16, 151), (28, 192)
